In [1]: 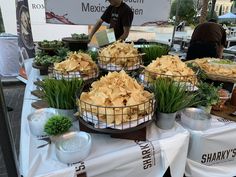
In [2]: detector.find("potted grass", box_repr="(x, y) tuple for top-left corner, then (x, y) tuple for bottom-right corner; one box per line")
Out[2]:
(39, 78), (84, 122)
(141, 44), (169, 66)
(152, 78), (199, 129)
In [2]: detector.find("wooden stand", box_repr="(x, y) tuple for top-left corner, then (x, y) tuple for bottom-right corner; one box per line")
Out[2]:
(211, 101), (236, 122)
(31, 90), (44, 98)
(31, 100), (48, 109)
(78, 118), (147, 141)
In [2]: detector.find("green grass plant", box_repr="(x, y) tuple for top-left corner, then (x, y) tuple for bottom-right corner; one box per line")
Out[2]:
(152, 78), (199, 113)
(40, 78), (83, 109)
(141, 44), (169, 66)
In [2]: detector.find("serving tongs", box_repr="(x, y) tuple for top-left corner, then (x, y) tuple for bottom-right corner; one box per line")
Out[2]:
(37, 136), (51, 149)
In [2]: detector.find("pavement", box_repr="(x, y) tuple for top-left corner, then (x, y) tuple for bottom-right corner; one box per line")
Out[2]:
(0, 79), (25, 177)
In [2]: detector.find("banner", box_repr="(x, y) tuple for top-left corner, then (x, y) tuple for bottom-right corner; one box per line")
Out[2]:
(184, 116), (236, 176)
(16, 0), (35, 58)
(16, 0), (35, 81)
(45, 0), (171, 26)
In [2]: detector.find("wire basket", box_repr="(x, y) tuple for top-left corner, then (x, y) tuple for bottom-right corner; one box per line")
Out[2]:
(139, 69), (198, 91)
(77, 96), (155, 132)
(98, 54), (143, 71)
(51, 66), (99, 81)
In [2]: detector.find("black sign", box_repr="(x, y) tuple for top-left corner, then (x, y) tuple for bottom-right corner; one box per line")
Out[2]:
(16, 0), (35, 58)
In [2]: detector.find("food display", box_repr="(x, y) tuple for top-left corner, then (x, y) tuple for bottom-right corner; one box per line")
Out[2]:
(142, 55), (197, 87)
(38, 40), (64, 49)
(98, 41), (142, 71)
(77, 71), (154, 129)
(71, 33), (89, 40)
(211, 59), (235, 65)
(53, 52), (98, 80)
(191, 58), (236, 83)
(212, 89), (230, 111)
(34, 54), (63, 66)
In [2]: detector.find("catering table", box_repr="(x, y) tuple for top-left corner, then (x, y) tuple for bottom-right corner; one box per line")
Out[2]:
(180, 115), (236, 177)
(19, 66), (190, 177)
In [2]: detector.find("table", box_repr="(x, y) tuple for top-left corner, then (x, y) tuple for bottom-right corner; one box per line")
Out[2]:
(180, 115), (236, 177)
(19, 67), (190, 177)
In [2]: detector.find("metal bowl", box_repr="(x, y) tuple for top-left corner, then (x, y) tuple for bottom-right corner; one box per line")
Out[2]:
(181, 108), (211, 131)
(55, 131), (91, 164)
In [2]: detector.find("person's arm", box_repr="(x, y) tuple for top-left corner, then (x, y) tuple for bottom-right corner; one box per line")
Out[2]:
(118, 26), (131, 40)
(88, 19), (103, 41)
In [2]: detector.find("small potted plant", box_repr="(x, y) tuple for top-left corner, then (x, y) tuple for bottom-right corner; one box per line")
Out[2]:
(141, 44), (169, 66)
(44, 115), (72, 141)
(195, 82), (221, 113)
(152, 77), (199, 129)
(39, 78), (84, 120)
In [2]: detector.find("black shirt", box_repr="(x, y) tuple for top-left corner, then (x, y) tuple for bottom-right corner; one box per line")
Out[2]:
(101, 2), (133, 39)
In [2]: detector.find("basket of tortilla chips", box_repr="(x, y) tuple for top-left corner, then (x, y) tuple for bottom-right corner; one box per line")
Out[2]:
(53, 52), (99, 80)
(98, 41), (143, 71)
(76, 70), (155, 131)
(190, 58), (236, 83)
(139, 55), (198, 91)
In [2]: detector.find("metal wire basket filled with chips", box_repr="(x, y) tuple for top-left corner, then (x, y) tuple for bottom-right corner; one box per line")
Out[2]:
(188, 58), (236, 83)
(52, 52), (99, 81)
(76, 71), (155, 133)
(139, 55), (198, 91)
(98, 41), (144, 71)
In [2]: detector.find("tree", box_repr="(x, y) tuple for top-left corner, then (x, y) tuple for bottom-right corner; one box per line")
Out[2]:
(170, 0), (196, 24)
(199, 0), (209, 23)
(210, 0), (217, 19)
(219, 5), (222, 16)
(0, 7), (5, 33)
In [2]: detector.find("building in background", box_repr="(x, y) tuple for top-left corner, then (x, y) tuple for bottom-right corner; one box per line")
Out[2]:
(214, 0), (232, 16)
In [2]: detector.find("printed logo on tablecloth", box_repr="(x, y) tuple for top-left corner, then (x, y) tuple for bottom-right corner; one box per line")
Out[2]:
(135, 140), (156, 170)
(201, 148), (236, 166)
(68, 161), (87, 177)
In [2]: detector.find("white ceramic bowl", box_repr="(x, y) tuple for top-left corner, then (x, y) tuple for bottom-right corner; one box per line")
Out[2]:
(27, 108), (56, 136)
(55, 131), (92, 164)
(181, 108), (211, 131)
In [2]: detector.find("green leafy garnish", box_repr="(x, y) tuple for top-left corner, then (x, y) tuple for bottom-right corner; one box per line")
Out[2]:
(195, 82), (221, 107)
(38, 40), (64, 49)
(44, 115), (72, 136)
(71, 33), (89, 40)
(212, 59), (234, 65)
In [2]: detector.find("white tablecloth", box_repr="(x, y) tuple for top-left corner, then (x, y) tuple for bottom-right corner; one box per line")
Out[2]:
(181, 116), (236, 177)
(19, 67), (190, 177)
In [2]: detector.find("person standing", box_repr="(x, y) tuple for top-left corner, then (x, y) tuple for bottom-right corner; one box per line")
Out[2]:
(88, 0), (134, 41)
(186, 21), (227, 60)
